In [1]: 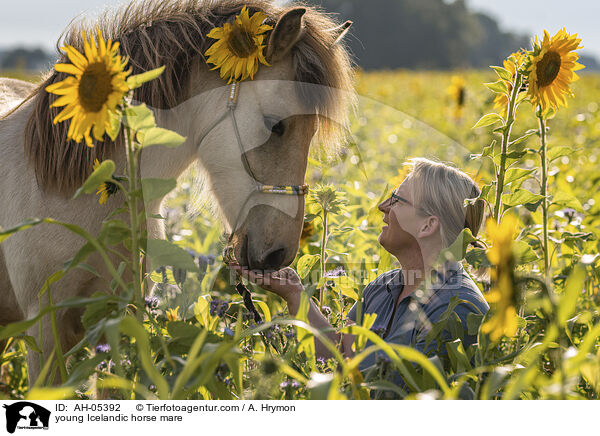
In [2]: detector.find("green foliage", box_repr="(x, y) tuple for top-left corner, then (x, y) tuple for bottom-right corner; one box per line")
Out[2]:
(2, 68), (600, 401)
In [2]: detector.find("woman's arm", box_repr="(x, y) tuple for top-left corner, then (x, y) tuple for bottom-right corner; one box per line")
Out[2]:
(228, 263), (355, 360)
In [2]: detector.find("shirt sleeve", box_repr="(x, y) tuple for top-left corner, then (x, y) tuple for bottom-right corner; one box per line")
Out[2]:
(346, 301), (358, 323)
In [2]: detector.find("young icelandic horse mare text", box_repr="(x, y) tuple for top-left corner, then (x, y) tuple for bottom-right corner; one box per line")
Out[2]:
(0, 0), (354, 381)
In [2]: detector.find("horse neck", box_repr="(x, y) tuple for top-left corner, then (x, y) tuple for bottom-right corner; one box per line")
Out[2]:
(139, 78), (228, 182)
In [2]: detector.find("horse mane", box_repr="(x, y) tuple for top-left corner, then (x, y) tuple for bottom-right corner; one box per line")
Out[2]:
(23, 0), (355, 193)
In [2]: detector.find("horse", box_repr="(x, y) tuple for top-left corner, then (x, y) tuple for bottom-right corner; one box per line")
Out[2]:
(0, 0), (354, 382)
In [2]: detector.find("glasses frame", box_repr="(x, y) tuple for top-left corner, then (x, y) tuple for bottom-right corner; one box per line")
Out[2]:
(387, 188), (429, 215)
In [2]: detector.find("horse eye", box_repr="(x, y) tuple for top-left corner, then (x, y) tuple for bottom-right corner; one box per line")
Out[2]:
(264, 115), (285, 137)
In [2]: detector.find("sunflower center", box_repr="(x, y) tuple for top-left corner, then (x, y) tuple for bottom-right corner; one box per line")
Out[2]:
(536, 51), (561, 87)
(227, 25), (257, 58)
(78, 62), (113, 112)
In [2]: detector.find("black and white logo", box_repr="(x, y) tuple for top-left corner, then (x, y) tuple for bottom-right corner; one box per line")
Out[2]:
(3, 402), (50, 433)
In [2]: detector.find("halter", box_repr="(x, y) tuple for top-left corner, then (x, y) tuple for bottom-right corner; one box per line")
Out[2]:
(198, 81), (309, 263)
(198, 82), (309, 322)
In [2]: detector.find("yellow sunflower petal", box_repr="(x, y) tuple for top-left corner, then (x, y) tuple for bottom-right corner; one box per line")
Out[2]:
(62, 45), (88, 70)
(45, 76), (78, 94)
(54, 63), (83, 76)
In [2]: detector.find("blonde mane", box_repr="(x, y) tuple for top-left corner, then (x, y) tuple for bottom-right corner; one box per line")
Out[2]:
(23, 0), (355, 193)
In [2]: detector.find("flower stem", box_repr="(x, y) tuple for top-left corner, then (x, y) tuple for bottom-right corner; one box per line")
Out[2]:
(125, 125), (143, 323)
(319, 211), (328, 311)
(493, 72), (522, 222)
(537, 112), (550, 276)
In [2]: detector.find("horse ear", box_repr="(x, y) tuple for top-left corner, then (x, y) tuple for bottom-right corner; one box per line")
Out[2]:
(265, 8), (306, 63)
(330, 20), (352, 44)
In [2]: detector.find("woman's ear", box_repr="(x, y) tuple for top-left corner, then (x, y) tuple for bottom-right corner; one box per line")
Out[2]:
(418, 215), (440, 238)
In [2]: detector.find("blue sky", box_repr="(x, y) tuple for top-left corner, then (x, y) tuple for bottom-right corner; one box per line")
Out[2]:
(1, 0), (599, 59)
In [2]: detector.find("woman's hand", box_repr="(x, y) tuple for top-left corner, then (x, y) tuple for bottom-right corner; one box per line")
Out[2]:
(228, 263), (304, 302)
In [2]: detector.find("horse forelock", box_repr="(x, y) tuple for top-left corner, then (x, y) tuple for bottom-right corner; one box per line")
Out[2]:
(23, 0), (355, 194)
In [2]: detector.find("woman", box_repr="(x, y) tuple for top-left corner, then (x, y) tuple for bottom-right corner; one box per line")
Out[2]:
(230, 157), (489, 370)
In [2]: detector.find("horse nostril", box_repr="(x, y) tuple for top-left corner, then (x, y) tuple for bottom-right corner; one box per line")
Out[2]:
(260, 247), (286, 271)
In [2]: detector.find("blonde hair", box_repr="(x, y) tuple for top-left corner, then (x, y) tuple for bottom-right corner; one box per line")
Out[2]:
(404, 157), (484, 248)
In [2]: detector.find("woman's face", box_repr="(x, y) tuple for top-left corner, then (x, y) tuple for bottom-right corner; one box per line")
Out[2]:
(377, 178), (426, 254)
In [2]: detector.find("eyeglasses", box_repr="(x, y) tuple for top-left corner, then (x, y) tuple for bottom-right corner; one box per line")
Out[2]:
(387, 189), (428, 215)
(388, 190), (413, 207)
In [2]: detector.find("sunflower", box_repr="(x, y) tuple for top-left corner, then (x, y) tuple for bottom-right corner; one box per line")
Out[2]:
(93, 159), (118, 205)
(493, 51), (526, 117)
(166, 306), (180, 322)
(481, 215), (519, 342)
(525, 28), (584, 114)
(204, 6), (272, 83)
(46, 29), (130, 147)
(446, 75), (466, 118)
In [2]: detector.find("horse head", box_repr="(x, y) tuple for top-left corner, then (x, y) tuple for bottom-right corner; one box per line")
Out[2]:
(179, 6), (355, 271)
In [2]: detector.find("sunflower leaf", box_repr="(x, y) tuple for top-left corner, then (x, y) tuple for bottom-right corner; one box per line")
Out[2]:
(509, 129), (538, 147)
(137, 127), (186, 148)
(106, 110), (122, 141)
(141, 178), (177, 204)
(490, 66), (512, 82)
(501, 188), (544, 208)
(123, 104), (156, 132)
(73, 160), (115, 199)
(484, 80), (509, 95)
(504, 168), (535, 185)
(145, 239), (200, 272)
(297, 254), (320, 279)
(472, 113), (504, 129)
(126, 66), (165, 90)
(550, 191), (584, 213)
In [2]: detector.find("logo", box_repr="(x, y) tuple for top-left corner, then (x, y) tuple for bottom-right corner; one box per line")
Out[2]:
(2, 402), (50, 433)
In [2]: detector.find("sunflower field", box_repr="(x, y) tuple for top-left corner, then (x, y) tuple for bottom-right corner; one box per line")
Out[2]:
(1, 28), (599, 401)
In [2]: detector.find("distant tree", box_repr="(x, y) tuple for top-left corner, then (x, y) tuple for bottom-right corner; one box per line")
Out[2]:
(310, 0), (530, 69)
(1, 47), (53, 71)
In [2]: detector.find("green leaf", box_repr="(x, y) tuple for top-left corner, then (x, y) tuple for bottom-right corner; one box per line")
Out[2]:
(509, 129), (537, 147)
(484, 80), (509, 95)
(550, 191), (584, 213)
(439, 228), (476, 262)
(513, 240), (539, 264)
(297, 254), (320, 279)
(472, 113), (504, 129)
(137, 127), (186, 148)
(73, 160), (115, 199)
(119, 316), (169, 399)
(470, 141), (495, 160)
(167, 321), (202, 339)
(329, 276), (359, 300)
(490, 66), (513, 81)
(466, 313), (484, 336)
(106, 110), (122, 141)
(146, 239), (200, 272)
(123, 104), (155, 131)
(494, 151), (528, 166)
(141, 178), (177, 204)
(99, 219), (130, 246)
(445, 339), (471, 373)
(126, 66), (165, 90)
(504, 168), (535, 185)
(502, 188), (544, 208)
(464, 248), (490, 269)
(548, 145), (577, 162)
(81, 292), (119, 329)
(558, 264), (586, 324)
(0, 218), (43, 244)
